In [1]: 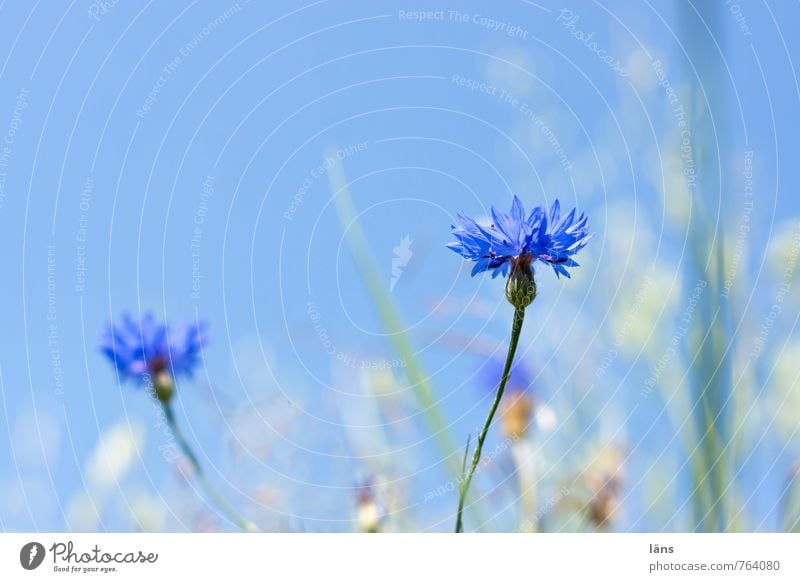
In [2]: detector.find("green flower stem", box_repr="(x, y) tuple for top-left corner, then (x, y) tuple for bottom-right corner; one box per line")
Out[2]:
(456, 306), (526, 533)
(162, 402), (258, 532)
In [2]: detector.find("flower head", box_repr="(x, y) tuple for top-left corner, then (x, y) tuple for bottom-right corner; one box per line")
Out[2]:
(100, 312), (209, 387)
(482, 358), (535, 439)
(447, 196), (590, 280)
(526, 199), (591, 279)
(354, 475), (388, 533)
(480, 358), (533, 394)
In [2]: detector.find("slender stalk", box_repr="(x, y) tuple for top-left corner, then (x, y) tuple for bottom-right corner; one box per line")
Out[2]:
(328, 158), (453, 455)
(162, 402), (258, 532)
(461, 434), (472, 478)
(784, 467), (800, 532)
(456, 306), (526, 533)
(327, 157), (489, 525)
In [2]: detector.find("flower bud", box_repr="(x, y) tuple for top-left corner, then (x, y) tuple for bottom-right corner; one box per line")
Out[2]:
(505, 256), (537, 309)
(153, 371), (174, 403)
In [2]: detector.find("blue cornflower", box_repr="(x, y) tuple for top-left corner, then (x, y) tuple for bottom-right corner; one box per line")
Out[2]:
(526, 199), (591, 279)
(481, 358), (533, 394)
(99, 313), (260, 532)
(100, 312), (209, 390)
(447, 196), (591, 280)
(450, 197), (589, 531)
(481, 358), (536, 440)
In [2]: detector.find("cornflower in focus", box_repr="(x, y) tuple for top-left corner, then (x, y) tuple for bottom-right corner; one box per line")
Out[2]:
(448, 196), (590, 532)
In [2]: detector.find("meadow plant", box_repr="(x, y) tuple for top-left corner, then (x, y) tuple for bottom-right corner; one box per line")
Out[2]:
(100, 313), (257, 531)
(448, 197), (590, 532)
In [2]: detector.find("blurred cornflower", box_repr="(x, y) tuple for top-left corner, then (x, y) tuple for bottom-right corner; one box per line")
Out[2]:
(481, 359), (535, 441)
(449, 196), (590, 532)
(100, 312), (208, 402)
(354, 476), (387, 533)
(99, 313), (256, 532)
(480, 358), (532, 394)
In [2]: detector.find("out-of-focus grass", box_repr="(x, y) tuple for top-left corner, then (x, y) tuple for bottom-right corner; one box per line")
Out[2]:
(327, 154), (488, 527)
(668, 0), (738, 532)
(784, 466), (800, 532)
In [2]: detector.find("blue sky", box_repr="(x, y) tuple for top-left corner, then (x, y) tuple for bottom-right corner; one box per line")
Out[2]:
(1, 0), (799, 532)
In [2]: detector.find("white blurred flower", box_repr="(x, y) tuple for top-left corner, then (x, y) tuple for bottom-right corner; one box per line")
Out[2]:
(625, 49), (658, 94)
(767, 342), (800, 441)
(128, 492), (167, 532)
(611, 267), (681, 356)
(86, 421), (144, 492)
(535, 403), (557, 433)
(356, 501), (382, 533)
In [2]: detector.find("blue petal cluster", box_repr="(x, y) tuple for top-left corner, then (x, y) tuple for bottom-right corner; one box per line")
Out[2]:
(100, 312), (209, 383)
(447, 196), (591, 279)
(481, 358), (533, 394)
